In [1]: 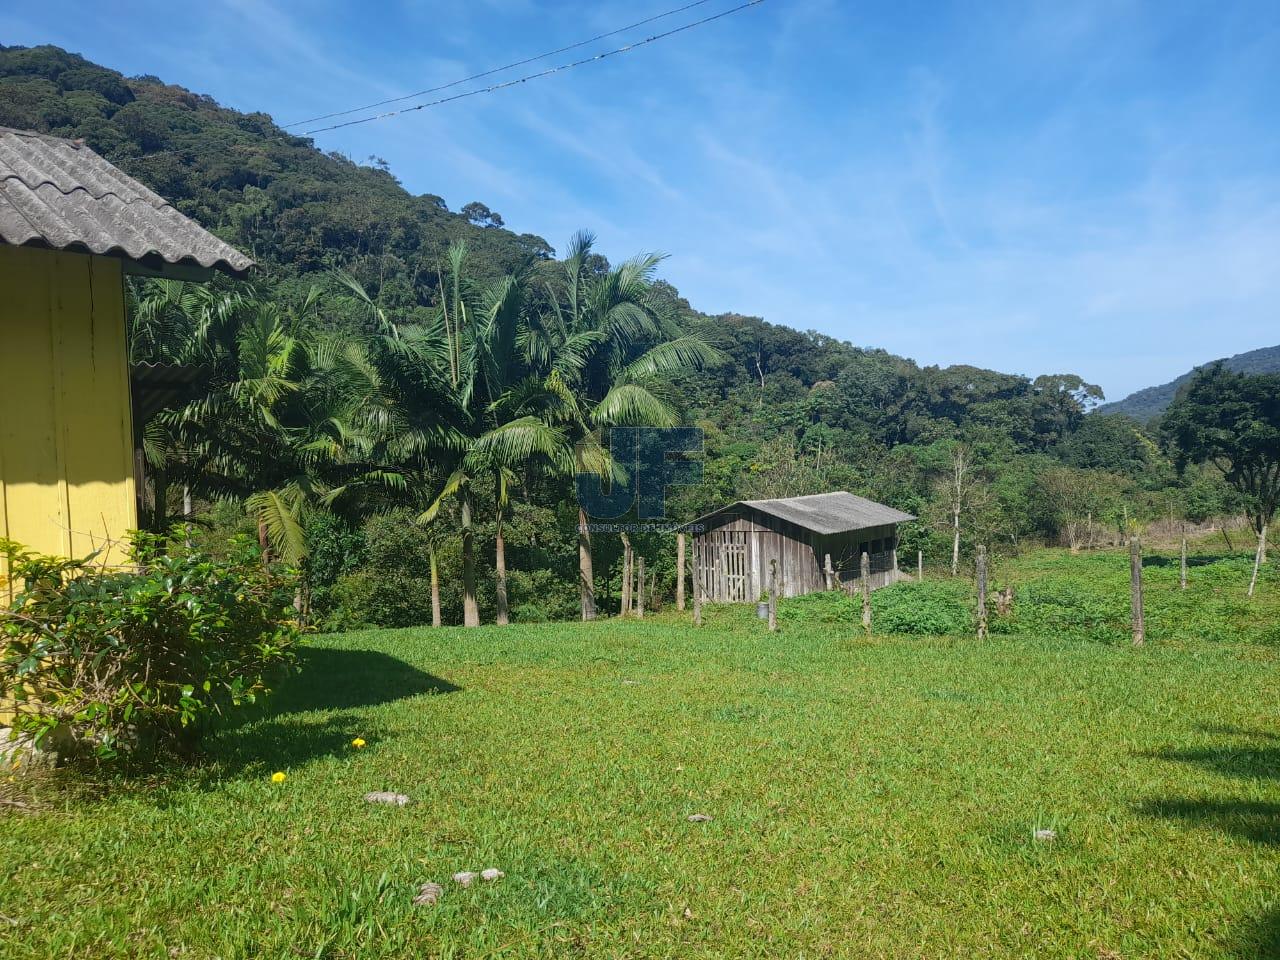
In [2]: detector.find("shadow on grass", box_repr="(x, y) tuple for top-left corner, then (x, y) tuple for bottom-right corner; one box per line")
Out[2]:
(1140, 733), (1280, 957)
(271, 646), (460, 714)
(1142, 553), (1242, 569)
(1141, 745), (1280, 781)
(194, 648), (460, 778)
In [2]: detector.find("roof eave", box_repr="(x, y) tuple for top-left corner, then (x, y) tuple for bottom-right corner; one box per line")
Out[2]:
(679, 500), (917, 535)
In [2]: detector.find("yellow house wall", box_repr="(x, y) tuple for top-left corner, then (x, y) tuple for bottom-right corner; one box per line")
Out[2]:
(0, 246), (137, 597)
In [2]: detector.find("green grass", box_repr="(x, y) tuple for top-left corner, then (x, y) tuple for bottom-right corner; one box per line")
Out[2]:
(3, 547), (1280, 958)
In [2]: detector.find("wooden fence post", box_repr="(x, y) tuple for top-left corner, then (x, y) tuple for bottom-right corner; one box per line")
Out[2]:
(768, 559), (778, 632)
(693, 548), (703, 627)
(824, 553), (835, 591)
(976, 544), (988, 640)
(620, 534), (632, 617)
(636, 556), (645, 619)
(1130, 536), (1145, 645)
(1180, 534), (1188, 591)
(861, 551), (872, 635)
(676, 533), (686, 611)
(917, 550), (924, 582)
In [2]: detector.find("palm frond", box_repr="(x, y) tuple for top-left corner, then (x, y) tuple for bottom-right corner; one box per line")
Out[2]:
(246, 488), (308, 565)
(621, 336), (728, 382)
(593, 383), (678, 428)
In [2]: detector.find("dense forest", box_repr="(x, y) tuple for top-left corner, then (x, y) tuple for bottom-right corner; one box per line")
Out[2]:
(0, 44), (1256, 627)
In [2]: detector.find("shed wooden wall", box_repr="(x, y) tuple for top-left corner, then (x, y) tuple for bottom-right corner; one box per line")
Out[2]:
(0, 247), (137, 599)
(692, 508), (904, 602)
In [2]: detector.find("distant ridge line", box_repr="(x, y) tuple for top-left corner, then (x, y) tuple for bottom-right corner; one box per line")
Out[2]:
(1096, 343), (1280, 421)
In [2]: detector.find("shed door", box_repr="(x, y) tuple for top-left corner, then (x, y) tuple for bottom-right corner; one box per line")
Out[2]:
(722, 532), (748, 602)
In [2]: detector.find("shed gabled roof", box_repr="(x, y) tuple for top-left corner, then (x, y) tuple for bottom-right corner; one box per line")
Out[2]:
(0, 127), (253, 278)
(688, 491), (916, 536)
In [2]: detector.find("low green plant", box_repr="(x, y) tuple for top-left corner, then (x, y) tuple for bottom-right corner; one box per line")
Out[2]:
(0, 532), (300, 761)
(776, 580), (974, 635)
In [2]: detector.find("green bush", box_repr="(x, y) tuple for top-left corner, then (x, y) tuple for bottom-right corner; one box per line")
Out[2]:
(0, 533), (299, 761)
(872, 580), (973, 635)
(326, 512), (447, 629)
(776, 580), (973, 635)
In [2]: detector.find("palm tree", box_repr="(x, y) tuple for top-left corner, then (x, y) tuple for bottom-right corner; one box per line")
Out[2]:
(411, 245), (570, 626)
(526, 231), (725, 620)
(136, 279), (426, 569)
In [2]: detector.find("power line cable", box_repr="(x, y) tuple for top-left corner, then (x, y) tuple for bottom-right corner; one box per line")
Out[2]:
(121, 0), (766, 166)
(284, 0), (720, 129)
(298, 0), (768, 136)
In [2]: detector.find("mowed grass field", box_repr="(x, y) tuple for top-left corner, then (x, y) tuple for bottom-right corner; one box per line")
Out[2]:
(3, 548), (1280, 958)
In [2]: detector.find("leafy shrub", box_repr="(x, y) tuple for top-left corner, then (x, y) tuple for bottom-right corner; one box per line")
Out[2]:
(777, 580), (972, 635)
(872, 580), (973, 635)
(507, 566), (580, 623)
(0, 533), (299, 761)
(325, 512), (451, 629)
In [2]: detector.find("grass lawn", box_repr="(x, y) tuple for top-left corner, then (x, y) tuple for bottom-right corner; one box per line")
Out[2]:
(3, 548), (1280, 958)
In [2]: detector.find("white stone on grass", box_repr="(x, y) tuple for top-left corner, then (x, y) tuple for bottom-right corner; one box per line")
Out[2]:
(481, 868), (505, 881)
(413, 882), (444, 906)
(1033, 828), (1057, 842)
(686, 813), (713, 823)
(363, 791), (411, 807)
(452, 871), (479, 887)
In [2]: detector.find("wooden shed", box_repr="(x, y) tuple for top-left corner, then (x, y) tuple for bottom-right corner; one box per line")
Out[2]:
(0, 126), (251, 588)
(685, 492), (915, 603)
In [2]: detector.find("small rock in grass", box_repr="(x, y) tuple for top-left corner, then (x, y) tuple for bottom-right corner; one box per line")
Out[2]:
(1033, 828), (1057, 842)
(364, 791), (411, 807)
(413, 882), (444, 907)
(453, 871), (479, 887)
(687, 813), (713, 823)
(481, 868), (505, 881)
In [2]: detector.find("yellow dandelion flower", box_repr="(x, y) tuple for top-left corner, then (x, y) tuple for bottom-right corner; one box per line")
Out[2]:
(271, 771), (287, 783)
(351, 738), (366, 749)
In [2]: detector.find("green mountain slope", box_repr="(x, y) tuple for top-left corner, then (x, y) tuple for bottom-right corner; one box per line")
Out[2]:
(0, 43), (553, 304)
(0, 43), (1103, 464)
(1097, 344), (1280, 422)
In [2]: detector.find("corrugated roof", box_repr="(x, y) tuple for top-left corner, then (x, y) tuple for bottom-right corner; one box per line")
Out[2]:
(0, 126), (253, 277)
(689, 491), (916, 535)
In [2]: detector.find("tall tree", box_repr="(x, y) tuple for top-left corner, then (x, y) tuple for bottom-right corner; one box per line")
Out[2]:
(1164, 364), (1280, 596)
(527, 231), (724, 620)
(405, 245), (569, 626)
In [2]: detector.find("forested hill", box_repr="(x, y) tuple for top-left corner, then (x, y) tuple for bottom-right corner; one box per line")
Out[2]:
(0, 43), (1082, 417)
(0, 44), (554, 304)
(1097, 344), (1280, 422)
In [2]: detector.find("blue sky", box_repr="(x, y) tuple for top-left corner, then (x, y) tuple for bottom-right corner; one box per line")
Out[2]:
(5, 1), (1280, 400)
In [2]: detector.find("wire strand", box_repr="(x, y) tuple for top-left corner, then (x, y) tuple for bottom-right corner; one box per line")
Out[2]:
(299, 0), (767, 136)
(120, 0), (766, 166)
(283, 0), (720, 129)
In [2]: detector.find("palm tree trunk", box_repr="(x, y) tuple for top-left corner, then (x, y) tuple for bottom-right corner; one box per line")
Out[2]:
(579, 506), (596, 621)
(461, 491), (479, 627)
(429, 546), (441, 628)
(495, 503), (509, 627)
(257, 518), (271, 566)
